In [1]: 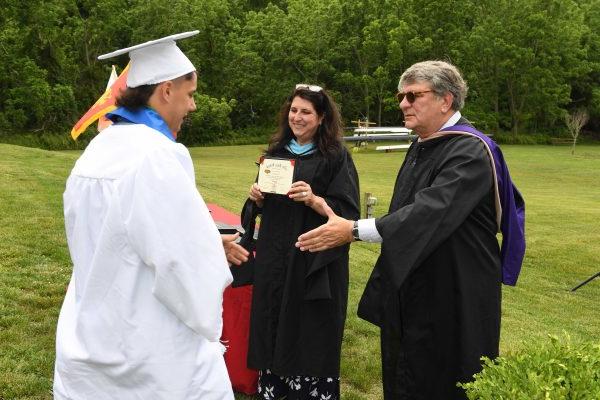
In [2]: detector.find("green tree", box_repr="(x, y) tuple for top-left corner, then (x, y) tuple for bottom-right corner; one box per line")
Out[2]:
(569, 0), (600, 132)
(461, 0), (587, 135)
(0, 0), (598, 143)
(179, 94), (235, 145)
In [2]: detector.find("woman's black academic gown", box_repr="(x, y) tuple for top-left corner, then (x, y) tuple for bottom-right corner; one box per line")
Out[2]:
(248, 145), (360, 377)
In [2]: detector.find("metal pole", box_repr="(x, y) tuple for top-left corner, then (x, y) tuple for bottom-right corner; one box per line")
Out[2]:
(570, 271), (600, 292)
(363, 192), (371, 219)
(363, 192), (377, 219)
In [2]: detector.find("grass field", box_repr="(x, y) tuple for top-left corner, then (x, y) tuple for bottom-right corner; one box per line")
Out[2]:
(0, 142), (599, 399)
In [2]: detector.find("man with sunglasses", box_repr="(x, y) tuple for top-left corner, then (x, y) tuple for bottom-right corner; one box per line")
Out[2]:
(296, 61), (525, 399)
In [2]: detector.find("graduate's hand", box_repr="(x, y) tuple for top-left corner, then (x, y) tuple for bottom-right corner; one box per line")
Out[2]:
(221, 233), (249, 266)
(249, 183), (264, 208)
(295, 204), (354, 252)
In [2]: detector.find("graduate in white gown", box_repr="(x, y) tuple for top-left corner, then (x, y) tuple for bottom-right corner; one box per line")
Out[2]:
(53, 32), (247, 400)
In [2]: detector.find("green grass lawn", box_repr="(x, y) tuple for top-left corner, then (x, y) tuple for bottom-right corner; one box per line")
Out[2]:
(1, 142), (599, 399)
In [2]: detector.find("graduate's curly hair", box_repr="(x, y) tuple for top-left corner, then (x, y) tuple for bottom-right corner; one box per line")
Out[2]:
(399, 60), (468, 111)
(267, 87), (344, 157)
(115, 72), (196, 110)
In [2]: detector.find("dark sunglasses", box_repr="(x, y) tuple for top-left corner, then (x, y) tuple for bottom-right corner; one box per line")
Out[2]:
(396, 90), (433, 103)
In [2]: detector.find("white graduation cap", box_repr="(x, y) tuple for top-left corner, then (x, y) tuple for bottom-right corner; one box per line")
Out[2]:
(98, 31), (199, 88)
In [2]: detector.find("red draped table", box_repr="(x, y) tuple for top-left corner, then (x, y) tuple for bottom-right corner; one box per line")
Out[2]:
(208, 203), (258, 395)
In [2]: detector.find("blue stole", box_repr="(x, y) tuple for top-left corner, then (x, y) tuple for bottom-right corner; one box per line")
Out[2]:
(106, 107), (175, 142)
(439, 124), (526, 286)
(285, 139), (316, 156)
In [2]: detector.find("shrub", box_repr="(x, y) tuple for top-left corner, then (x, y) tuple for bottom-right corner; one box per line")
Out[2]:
(492, 132), (554, 145)
(178, 95), (236, 146)
(460, 335), (600, 399)
(213, 124), (272, 146)
(0, 132), (91, 151)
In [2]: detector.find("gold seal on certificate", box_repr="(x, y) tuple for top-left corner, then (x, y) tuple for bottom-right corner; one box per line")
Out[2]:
(257, 157), (296, 195)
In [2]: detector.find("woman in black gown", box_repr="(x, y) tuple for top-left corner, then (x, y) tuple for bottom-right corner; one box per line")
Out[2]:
(247, 84), (360, 400)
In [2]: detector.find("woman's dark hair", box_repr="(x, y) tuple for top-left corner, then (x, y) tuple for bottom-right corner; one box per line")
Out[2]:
(267, 87), (344, 157)
(115, 71), (196, 110)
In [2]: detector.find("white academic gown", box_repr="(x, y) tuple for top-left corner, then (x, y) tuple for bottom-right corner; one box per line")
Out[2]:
(53, 123), (234, 400)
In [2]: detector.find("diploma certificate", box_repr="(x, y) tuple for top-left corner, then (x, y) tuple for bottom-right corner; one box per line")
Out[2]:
(257, 157), (295, 195)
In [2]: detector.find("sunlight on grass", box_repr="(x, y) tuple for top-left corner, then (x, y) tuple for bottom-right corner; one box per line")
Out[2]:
(1, 143), (599, 399)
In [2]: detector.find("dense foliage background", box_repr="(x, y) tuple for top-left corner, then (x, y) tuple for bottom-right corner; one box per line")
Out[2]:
(1, 0), (599, 145)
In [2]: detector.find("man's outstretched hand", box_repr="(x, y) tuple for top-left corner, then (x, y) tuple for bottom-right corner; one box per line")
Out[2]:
(295, 202), (354, 252)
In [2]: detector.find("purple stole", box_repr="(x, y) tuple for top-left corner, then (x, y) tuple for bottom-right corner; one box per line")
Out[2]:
(437, 124), (526, 286)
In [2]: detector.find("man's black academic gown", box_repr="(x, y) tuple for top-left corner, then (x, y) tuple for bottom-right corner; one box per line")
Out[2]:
(358, 129), (501, 399)
(248, 146), (360, 377)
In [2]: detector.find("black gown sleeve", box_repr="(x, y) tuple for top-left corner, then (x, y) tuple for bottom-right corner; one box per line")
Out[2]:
(323, 148), (360, 220)
(229, 198), (260, 287)
(304, 148), (360, 299)
(374, 136), (493, 290)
